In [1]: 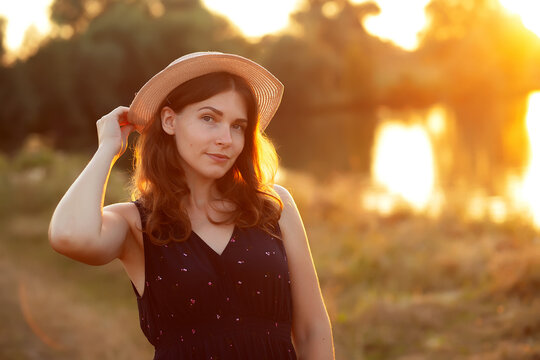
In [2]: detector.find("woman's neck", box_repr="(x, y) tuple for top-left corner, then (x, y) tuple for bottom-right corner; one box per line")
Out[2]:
(184, 178), (235, 223)
(186, 179), (215, 210)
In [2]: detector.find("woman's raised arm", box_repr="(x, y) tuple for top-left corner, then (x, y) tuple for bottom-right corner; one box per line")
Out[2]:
(48, 106), (135, 265)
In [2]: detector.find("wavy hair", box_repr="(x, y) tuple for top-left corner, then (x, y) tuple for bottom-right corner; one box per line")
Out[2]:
(129, 72), (282, 245)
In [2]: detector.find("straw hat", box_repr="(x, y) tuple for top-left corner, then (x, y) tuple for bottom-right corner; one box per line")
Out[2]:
(128, 51), (284, 131)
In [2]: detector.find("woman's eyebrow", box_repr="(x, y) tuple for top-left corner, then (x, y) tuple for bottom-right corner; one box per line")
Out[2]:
(198, 106), (223, 116)
(198, 106), (248, 122)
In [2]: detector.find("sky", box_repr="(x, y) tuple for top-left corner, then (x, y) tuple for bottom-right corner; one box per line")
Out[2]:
(0, 0), (537, 59)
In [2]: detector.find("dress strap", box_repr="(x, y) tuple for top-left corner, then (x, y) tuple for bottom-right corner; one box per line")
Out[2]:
(132, 199), (147, 229)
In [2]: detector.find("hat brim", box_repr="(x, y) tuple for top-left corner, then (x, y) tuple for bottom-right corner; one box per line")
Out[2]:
(128, 52), (284, 131)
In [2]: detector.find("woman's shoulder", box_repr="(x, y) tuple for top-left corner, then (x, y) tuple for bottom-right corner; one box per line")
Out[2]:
(271, 184), (309, 255)
(272, 184), (299, 227)
(103, 200), (142, 230)
(272, 184), (295, 210)
(272, 183), (292, 202)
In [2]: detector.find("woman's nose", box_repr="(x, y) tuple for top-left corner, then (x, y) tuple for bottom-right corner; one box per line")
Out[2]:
(215, 125), (233, 146)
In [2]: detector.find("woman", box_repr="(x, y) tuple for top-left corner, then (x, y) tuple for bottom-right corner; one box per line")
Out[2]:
(48, 52), (334, 359)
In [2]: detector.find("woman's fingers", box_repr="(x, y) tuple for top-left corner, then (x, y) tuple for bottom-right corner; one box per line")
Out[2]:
(118, 111), (131, 127)
(96, 106), (133, 158)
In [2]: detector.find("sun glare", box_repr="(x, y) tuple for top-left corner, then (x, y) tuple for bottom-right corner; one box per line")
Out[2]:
(351, 0), (431, 51)
(371, 121), (435, 211)
(0, 0), (53, 53)
(202, 0), (303, 39)
(499, 0), (540, 38)
(508, 91), (540, 227)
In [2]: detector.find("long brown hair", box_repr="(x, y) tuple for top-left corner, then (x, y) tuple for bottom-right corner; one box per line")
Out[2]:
(129, 72), (283, 245)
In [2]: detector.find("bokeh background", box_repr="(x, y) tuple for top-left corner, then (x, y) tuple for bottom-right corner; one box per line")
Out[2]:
(1, 0), (540, 359)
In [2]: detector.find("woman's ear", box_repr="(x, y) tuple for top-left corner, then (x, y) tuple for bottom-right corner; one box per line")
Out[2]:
(161, 106), (177, 135)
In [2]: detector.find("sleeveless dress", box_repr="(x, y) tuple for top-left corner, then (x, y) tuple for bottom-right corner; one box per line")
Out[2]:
(131, 200), (297, 359)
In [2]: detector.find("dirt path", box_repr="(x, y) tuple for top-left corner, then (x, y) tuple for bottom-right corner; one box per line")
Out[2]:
(0, 223), (154, 360)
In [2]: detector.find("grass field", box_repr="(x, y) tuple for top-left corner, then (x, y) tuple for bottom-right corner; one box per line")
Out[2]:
(2, 140), (540, 359)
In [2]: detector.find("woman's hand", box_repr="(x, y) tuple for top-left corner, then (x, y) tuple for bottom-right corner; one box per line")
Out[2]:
(96, 106), (135, 159)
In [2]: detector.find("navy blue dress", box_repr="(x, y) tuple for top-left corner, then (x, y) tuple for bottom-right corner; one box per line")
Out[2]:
(131, 200), (297, 359)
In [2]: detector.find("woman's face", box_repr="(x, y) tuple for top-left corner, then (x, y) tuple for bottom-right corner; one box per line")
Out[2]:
(162, 90), (249, 183)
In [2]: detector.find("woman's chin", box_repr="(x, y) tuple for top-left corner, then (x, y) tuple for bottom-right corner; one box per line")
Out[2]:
(203, 169), (230, 181)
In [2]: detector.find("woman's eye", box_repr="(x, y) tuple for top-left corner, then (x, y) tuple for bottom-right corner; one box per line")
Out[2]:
(232, 124), (246, 132)
(201, 115), (214, 122)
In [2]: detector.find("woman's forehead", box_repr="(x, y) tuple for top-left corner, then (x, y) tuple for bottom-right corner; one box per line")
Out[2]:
(185, 91), (249, 118)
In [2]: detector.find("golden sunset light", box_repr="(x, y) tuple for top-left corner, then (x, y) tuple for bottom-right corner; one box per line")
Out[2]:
(466, 193), (509, 224)
(0, 0), (437, 55)
(351, 0), (431, 51)
(426, 106), (447, 137)
(0, 0), (54, 53)
(2, 0), (539, 56)
(4, 0), (540, 358)
(370, 120), (436, 212)
(508, 91), (540, 227)
(202, 0), (303, 38)
(499, 0), (540, 38)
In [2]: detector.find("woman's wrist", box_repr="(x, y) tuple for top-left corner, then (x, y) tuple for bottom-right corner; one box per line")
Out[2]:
(97, 142), (121, 161)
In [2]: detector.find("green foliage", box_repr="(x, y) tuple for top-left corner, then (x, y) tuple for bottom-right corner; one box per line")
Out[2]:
(1, 0), (540, 179)
(12, 145), (54, 171)
(0, 0), (247, 151)
(50, 0), (87, 27)
(0, 145), (130, 217)
(259, 1), (383, 172)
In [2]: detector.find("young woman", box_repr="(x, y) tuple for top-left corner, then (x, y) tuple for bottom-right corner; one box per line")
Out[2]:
(48, 52), (334, 359)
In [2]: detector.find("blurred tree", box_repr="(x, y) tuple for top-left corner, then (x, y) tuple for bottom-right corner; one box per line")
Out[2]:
(260, 0), (383, 173)
(50, 0), (87, 28)
(50, 0), (117, 32)
(0, 17), (41, 151)
(6, 0), (537, 183)
(0, 0), (248, 152)
(418, 0), (540, 189)
(420, 0), (540, 99)
(160, 0), (201, 9)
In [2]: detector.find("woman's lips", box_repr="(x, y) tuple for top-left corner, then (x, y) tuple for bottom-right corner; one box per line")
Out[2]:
(207, 153), (229, 162)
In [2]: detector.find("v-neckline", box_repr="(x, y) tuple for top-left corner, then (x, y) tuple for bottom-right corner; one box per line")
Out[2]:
(191, 225), (237, 257)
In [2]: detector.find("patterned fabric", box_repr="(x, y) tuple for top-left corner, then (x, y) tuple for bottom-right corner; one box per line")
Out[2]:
(132, 200), (297, 359)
